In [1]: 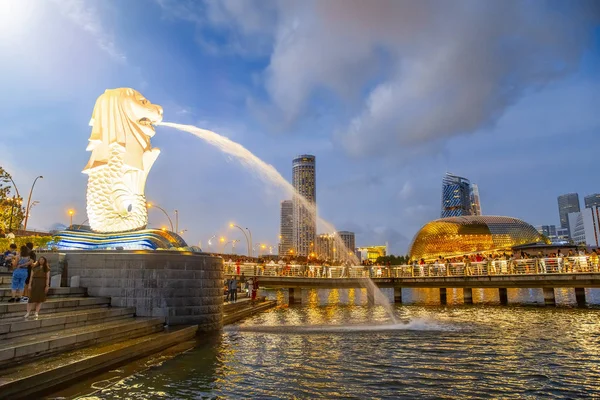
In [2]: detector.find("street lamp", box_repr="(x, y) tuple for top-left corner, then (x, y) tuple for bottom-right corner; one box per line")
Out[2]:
(207, 235), (216, 251)
(174, 209), (179, 233)
(230, 239), (240, 255)
(220, 236), (226, 253)
(68, 209), (75, 229)
(229, 223), (251, 257)
(147, 202), (174, 231)
(23, 175), (43, 232)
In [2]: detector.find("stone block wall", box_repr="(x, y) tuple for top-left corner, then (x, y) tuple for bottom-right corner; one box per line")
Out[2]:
(65, 251), (223, 331)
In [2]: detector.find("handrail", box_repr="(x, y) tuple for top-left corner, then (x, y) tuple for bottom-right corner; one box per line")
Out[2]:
(222, 256), (600, 278)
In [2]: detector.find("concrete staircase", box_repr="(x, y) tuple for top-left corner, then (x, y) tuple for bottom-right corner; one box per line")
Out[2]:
(223, 297), (277, 325)
(0, 273), (198, 399)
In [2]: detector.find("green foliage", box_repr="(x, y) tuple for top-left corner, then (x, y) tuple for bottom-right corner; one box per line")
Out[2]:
(0, 167), (24, 232)
(375, 254), (410, 265)
(0, 236), (56, 251)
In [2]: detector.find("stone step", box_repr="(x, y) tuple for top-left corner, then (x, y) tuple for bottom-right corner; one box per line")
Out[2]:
(223, 300), (277, 325)
(0, 307), (136, 341)
(0, 287), (87, 301)
(0, 275), (11, 286)
(0, 317), (165, 366)
(0, 325), (198, 400)
(0, 297), (110, 320)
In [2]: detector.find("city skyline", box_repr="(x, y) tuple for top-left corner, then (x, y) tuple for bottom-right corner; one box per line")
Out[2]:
(1, 1), (599, 254)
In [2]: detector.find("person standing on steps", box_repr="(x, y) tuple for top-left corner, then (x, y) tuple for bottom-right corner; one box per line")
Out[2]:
(9, 246), (32, 303)
(21, 242), (37, 303)
(25, 256), (50, 319)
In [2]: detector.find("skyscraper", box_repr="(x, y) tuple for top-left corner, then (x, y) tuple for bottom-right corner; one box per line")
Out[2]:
(279, 200), (293, 256)
(338, 231), (356, 261)
(557, 193), (580, 237)
(292, 155), (316, 256)
(441, 173), (473, 218)
(471, 184), (482, 216)
(584, 193), (600, 209)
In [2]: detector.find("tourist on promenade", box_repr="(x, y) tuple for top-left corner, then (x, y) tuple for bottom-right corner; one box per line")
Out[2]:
(25, 256), (50, 319)
(590, 250), (599, 272)
(247, 277), (254, 300)
(251, 276), (258, 301)
(229, 276), (238, 302)
(2, 243), (17, 269)
(22, 242), (37, 302)
(6, 230), (15, 243)
(9, 246), (32, 303)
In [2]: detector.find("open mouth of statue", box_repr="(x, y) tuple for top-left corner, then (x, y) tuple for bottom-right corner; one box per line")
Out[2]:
(139, 117), (153, 126)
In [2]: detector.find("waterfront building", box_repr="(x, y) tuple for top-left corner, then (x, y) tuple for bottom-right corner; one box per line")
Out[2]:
(356, 244), (387, 263)
(315, 231), (356, 261)
(441, 173), (474, 218)
(557, 193), (580, 237)
(315, 233), (335, 261)
(584, 193), (600, 209)
(338, 231), (356, 259)
(292, 155), (316, 256)
(471, 184), (482, 216)
(409, 216), (549, 261)
(279, 200), (293, 255)
(567, 206), (600, 247)
(556, 227), (570, 240)
(536, 225), (557, 239)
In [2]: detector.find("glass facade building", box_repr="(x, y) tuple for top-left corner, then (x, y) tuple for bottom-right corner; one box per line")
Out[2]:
(441, 173), (473, 218)
(584, 193), (600, 209)
(409, 216), (549, 261)
(292, 155), (316, 256)
(279, 200), (293, 255)
(557, 193), (580, 237)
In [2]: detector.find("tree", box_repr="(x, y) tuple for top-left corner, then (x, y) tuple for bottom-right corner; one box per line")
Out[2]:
(0, 167), (24, 232)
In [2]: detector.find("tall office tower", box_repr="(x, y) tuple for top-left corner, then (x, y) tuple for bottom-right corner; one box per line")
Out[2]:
(536, 225), (557, 239)
(584, 193), (600, 209)
(337, 231), (356, 260)
(441, 173), (474, 218)
(279, 200), (293, 256)
(471, 184), (482, 216)
(315, 233), (335, 261)
(557, 193), (580, 237)
(292, 155), (316, 256)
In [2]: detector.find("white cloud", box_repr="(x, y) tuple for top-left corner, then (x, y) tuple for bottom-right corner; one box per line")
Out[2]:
(179, 0), (599, 158)
(52, 0), (126, 63)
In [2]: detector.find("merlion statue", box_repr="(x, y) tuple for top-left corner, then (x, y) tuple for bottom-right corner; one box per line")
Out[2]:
(83, 88), (163, 232)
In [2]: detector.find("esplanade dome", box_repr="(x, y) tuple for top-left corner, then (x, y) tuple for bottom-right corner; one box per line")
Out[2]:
(408, 216), (549, 261)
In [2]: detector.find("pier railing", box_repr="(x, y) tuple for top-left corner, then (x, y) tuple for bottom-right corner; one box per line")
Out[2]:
(224, 256), (600, 279)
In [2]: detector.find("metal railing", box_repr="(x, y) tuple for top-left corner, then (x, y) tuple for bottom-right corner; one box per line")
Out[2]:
(224, 256), (600, 279)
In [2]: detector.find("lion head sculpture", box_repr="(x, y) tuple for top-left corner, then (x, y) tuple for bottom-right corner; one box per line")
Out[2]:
(83, 88), (163, 233)
(83, 88), (163, 173)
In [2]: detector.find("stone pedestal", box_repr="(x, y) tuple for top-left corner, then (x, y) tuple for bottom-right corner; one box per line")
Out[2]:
(65, 251), (223, 331)
(463, 287), (473, 304)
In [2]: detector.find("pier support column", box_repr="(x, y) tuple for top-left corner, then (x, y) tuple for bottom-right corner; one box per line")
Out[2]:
(394, 287), (402, 304)
(543, 288), (556, 306)
(498, 288), (508, 305)
(463, 288), (473, 304)
(439, 288), (447, 305)
(575, 288), (586, 307)
(288, 288), (297, 304)
(367, 286), (375, 305)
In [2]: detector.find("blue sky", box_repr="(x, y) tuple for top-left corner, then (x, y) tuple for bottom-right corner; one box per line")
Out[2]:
(0, 0), (599, 254)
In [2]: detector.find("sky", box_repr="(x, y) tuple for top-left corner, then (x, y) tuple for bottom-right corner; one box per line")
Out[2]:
(0, 0), (599, 254)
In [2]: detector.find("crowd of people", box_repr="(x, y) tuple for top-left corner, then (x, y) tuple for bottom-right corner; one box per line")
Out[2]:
(221, 249), (600, 279)
(2, 242), (51, 319)
(223, 273), (258, 303)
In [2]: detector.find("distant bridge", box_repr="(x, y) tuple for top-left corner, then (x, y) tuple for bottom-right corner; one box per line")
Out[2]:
(224, 257), (600, 306)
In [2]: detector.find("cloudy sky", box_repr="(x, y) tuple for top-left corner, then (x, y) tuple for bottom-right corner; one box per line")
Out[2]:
(1, 0), (599, 254)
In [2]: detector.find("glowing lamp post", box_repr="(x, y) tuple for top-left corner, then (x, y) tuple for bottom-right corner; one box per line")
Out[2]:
(229, 223), (251, 257)
(147, 202), (174, 232)
(23, 175), (43, 232)
(68, 209), (75, 229)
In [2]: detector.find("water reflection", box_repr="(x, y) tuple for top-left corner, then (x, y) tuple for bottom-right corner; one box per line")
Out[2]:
(261, 287), (600, 307)
(70, 303), (600, 399)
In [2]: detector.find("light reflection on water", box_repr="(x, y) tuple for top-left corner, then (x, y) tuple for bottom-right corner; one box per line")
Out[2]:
(61, 289), (600, 399)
